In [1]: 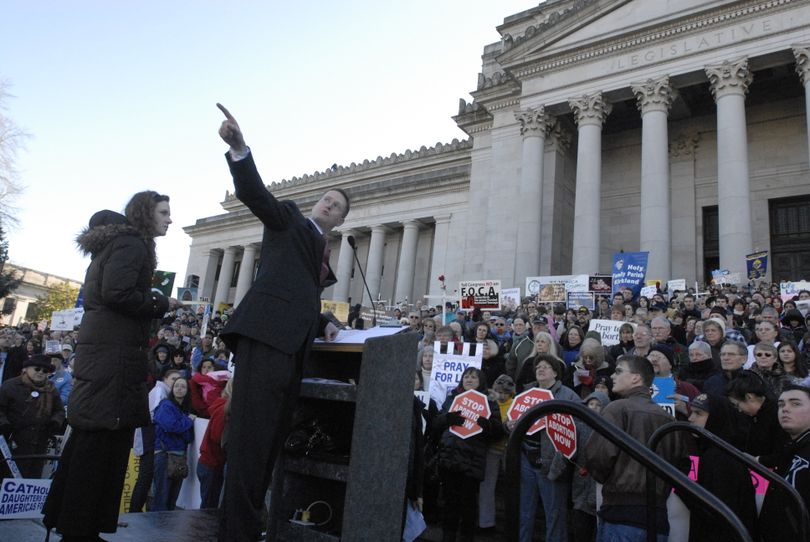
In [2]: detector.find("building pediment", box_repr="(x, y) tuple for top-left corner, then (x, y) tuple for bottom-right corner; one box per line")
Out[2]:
(497, 0), (751, 76)
(495, 0), (631, 67)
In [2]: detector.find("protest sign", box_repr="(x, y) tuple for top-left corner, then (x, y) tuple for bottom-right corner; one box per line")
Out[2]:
(640, 285), (657, 299)
(588, 275), (612, 294)
(781, 281), (810, 302)
(652, 376), (676, 416)
(687, 456), (769, 495)
(359, 307), (398, 326)
(448, 389), (491, 440)
(459, 280), (501, 310)
(526, 275), (588, 299)
(746, 251), (769, 280)
(667, 279), (686, 293)
(119, 449), (139, 513)
(50, 308), (83, 331)
(566, 292), (595, 310)
(0, 478), (51, 518)
(176, 287), (198, 302)
(507, 388), (554, 435)
(500, 288), (521, 313)
(151, 270), (176, 297)
(0, 436), (21, 479)
(588, 319), (634, 347)
(429, 342), (483, 407)
(611, 252), (648, 298)
(321, 300), (350, 324)
(546, 413), (577, 459)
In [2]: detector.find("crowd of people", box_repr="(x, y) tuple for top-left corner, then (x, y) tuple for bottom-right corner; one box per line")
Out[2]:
(1, 280), (810, 541)
(407, 283), (810, 541)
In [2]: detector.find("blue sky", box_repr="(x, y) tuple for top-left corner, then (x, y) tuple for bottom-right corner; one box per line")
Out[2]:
(2, 1), (534, 285)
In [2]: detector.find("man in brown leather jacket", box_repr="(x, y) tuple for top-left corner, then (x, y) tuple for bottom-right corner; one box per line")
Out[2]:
(584, 355), (688, 541)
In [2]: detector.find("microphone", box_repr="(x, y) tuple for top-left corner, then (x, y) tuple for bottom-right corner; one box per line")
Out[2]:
(347, 235), (377, 327)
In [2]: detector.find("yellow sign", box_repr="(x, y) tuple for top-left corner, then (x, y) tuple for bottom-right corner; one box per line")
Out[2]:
(119, 450), (140, 513)
(321, 300), (350, 323)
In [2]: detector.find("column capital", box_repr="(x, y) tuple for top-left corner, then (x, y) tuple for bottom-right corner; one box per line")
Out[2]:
(568, 92), (611, 127)
(369, 224), (391, 234)
(705, 57), (752, 101)
(793, 45), (810, 85)
(547, 119), (572, 152)
(432, 214), (452, 225)
(400, 220), (421, 231)
(514, 106), (551, 137)
(631, 76), (675, 114)
(669, 133), (701, 158)
(222, 246), (238, 255)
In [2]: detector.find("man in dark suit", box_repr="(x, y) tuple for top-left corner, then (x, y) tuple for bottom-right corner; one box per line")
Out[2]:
(216, 104), (346, 542)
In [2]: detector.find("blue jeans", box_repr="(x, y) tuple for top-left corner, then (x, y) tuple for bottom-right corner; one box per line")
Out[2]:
(596, 517), (668, 542)
(197, 462), (224, 509)
(519, 453), (569, 542)
(151, 451), (183, 511)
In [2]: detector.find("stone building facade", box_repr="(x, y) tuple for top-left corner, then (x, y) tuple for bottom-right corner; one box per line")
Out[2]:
(0, 263), (83, 326)
(184, 0), (810, 310)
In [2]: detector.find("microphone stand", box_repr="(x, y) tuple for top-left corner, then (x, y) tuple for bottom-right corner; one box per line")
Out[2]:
(348, 236), (377, 327)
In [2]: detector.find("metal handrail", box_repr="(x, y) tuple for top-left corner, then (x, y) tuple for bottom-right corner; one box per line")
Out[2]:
(648, 421), (809, 541)
(504, 400), (753, 542)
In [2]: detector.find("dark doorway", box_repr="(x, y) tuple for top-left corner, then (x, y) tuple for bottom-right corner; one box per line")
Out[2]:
(702, 206), (719, 284)
(770, 196), (810, 282)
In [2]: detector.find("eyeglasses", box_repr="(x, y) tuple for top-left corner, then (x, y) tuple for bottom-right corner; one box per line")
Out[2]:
(31, 366), (47, 373)
(755, 352), (774, 357)
(409, 316), (420, 319)
(494, 323), (505, 327)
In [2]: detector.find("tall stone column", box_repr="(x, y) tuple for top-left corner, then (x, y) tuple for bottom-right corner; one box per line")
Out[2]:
(793, 45), (810, 169)
(706, 57), (753, 276)
(428, 215), (452, 297)
(394, 221), (420, 306)
(632, 76), (675, 281)
(233, 244), (258, 307)
(333, 229), (355, 302)
(213, 246), (237, 309)
(568, 92), (611, 274)
(514, 106), (550, 282)
(364, 225), (388, 306)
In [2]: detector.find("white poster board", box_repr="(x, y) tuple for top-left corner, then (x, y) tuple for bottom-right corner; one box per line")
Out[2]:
(428, 342), (483, 408)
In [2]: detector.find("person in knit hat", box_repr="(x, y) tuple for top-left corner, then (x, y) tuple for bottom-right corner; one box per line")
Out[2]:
(0, 354), (65, 477)
(478, 374), (515, 532)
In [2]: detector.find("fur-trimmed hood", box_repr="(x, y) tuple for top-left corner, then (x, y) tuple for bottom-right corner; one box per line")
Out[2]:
(76, 210), (142, 256)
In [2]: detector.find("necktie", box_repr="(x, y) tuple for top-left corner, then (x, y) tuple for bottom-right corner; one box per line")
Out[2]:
(320, 240), (331, 286)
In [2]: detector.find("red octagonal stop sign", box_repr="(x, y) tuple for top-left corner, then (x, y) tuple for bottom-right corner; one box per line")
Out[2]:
(507, 388), (554, 435)
(546, 412), (577, 459)
(448, 389), (491, 440)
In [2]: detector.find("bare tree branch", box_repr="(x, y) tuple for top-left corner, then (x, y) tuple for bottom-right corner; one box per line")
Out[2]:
(0, 79), (29, 228)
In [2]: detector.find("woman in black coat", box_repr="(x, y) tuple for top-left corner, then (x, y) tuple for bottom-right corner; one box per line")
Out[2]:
(435, 367), (501, 542)
(43, 191), (179, 542)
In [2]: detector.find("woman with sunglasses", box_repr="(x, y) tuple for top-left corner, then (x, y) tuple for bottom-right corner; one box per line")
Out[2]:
(749, 342), (789, 397)
(43, 191), (182, 542)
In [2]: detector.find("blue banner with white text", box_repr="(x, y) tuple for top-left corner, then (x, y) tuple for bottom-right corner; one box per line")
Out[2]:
(611, 252), (649, 299)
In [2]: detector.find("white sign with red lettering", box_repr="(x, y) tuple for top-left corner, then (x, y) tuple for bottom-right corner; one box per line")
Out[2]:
(507, 388), (554, 435)
(448, 389), (491, 440)
(546, 413), (577, 459)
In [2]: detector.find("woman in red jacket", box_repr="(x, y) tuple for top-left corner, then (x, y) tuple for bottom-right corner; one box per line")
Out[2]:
(197, 379), (232, 508)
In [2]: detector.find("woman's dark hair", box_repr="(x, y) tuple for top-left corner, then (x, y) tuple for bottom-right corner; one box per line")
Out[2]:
(636, 296), (650, 309)
(125, 190), (170, 237)
(779, 341), (808, 378)
(453, 366), (487, 394)
(124, 191), (169, 271)
(560, 325), (585, 350)
(170, 377), (192, 413)
(725, 370), (772, 401)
